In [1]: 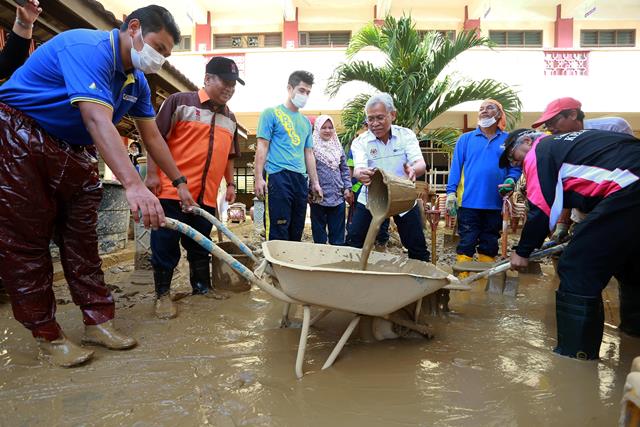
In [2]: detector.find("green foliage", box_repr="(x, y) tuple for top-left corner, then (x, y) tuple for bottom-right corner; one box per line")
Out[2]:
(327, 15), (522, 151)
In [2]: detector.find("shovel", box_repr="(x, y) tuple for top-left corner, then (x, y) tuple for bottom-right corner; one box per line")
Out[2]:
(449, 242), (567, 289)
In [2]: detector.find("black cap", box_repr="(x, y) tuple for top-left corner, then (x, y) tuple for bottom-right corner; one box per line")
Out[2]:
(499, 128), (534, 168)
(206, 57), (245, 85)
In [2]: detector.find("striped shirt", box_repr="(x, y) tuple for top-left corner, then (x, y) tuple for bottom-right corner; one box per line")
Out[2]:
(155, 89), (240, 207)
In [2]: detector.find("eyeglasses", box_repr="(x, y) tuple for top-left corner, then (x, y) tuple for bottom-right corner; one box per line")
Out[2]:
(366, 114), (390, 124)
(543, 114), (564, 130)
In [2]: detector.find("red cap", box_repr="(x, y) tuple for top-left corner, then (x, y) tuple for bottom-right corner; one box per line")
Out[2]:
(532, 97), (581, 128)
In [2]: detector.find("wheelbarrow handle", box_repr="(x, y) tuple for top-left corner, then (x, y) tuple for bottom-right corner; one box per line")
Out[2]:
(163, 218), (299, 304)
(189, 206), (260, 264)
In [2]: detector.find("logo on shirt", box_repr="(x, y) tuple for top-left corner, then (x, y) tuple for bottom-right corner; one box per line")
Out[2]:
(88, 82), (98, 90)
(122, 94), (138, 103)
(370, 148), (378, 157)
(274, 108), (301, 146)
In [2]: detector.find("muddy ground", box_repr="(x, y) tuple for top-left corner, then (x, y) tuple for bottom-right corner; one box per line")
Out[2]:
(0, 222), (637, 426)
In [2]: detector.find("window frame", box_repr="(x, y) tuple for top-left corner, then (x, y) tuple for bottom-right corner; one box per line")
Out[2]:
(213, 33), (282, 49)
(298, 31), (352, 47)
(488, 30), (543, 48)
(580, 29), (636, 48)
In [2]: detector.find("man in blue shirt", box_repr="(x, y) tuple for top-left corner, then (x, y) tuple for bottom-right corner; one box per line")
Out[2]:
(446, 99), (521, 272)
(253, 70), (323, 241)
(0, 5), (195, 367)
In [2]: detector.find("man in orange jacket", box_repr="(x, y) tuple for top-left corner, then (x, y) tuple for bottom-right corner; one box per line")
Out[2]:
(145, 57), (242, 319)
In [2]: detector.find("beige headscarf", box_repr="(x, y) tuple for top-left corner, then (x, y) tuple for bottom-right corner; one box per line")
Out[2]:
(484, 98), (507, 130)
(312, 115), (343, 170)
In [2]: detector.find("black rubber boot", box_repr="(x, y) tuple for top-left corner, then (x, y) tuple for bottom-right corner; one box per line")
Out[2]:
(153, 269), (173, 297)
(189, 258), (212, 295)
(554, 289), (604, 360)
(619, 280), (640, 337)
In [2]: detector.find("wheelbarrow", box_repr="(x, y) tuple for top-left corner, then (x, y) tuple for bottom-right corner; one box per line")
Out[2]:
(163, 208), (463, 378)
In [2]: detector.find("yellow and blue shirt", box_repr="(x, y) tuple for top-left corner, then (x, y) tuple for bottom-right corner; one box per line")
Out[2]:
(447, 127), (521, 210)
(257, 104), (313, 175)
(0, 28), (155, 145)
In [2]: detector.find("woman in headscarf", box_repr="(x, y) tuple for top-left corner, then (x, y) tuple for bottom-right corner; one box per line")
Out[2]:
(310, 115), (352, 245)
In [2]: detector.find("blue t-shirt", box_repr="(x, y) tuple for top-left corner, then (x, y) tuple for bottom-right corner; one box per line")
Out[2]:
(446, 127), (521, 210)
(256, 104), (312, 174)
(0, 28), (155, 145)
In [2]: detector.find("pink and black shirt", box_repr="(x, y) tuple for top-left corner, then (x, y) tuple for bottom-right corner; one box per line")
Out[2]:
(516, 129), (640, 257)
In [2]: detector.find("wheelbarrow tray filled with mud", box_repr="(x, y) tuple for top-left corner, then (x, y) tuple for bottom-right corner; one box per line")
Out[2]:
(262, 240), (450, 316)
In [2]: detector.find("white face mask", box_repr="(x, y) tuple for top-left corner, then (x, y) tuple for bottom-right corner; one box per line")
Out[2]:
(478, 116), (497, 128)
(130, 29), (166, 74)
(291, 93), (308, 109)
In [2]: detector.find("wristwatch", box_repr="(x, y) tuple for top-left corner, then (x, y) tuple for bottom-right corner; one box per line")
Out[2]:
(171, 175), (187, 188)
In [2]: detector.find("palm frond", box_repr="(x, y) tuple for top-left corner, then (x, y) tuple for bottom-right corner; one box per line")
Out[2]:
(418, 79), (522, 131)
(326, 61), (390, 97)
(345, 22), (386, 58)
(337, 93), (371, 152)
(419, 127), (462, 153)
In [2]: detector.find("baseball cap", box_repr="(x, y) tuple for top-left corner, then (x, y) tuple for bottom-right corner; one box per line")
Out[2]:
(499, 128), (535, 168)
(532, 97), (581, 128)
(206, 57), (245, 85)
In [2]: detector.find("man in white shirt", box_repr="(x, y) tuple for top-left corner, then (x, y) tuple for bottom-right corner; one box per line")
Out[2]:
(348, 93), (429, 262)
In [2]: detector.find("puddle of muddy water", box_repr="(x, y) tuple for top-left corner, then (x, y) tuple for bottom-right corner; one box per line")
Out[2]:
(0, 264), (637, 426)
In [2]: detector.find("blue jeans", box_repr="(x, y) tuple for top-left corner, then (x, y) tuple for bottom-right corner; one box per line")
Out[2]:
(347, 202), (429, 262)
(151, 199), (217, 271)
(310, 202), (346, 245)
(265, 170), (308, 241)
(456, 207), (502, 257)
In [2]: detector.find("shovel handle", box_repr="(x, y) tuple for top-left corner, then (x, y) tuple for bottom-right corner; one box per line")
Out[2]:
(459, 242), (568, 287)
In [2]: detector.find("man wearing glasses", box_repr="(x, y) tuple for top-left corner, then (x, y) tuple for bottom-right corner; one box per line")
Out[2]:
(502, 128), (640, 360)
(349, 92), (429, 262)
(532, 97), (634, 240)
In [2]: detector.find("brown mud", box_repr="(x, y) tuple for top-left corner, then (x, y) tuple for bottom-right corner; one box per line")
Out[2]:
(0, 252), (637, 426)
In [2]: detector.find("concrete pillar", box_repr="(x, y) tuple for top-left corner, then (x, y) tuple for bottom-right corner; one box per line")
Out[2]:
(195, 11), (211, 52)
(283, 7), (299, 49)
(554, 4), (574, 48)
(463, 5), (481, 35)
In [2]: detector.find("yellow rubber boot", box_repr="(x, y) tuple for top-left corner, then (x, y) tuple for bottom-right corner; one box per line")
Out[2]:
(456, 254), (473, 279)
(477, 253), (496, 263)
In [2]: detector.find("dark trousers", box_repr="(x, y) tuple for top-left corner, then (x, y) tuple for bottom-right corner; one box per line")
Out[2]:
(150, 199), (217, 271)
(0, 103), (114, 341)
(456, 207), (502, 257)
(265, 170), (307, 241)
(310, 202), (346, 245)
(348, 202), (429, 262)
(346, 188), (389, 245)
(558, 185), (640, 297)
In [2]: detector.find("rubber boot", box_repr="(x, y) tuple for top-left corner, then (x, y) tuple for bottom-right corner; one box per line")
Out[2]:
(82, 320), (137, 350)
(190, 258), (228, 300)
(456, 254), (473, 279)
(477, 253), (495, 263)
(553, 290), (604, 360)
(37, 332), (94, 367)
(619, 280), (640, 337)
(154, 269), (177, 319)
(189, 258), (212, 295)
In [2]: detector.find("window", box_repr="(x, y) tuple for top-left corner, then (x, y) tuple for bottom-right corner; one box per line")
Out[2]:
(418, 30), (456, 42)
(174, 35), (191, 52)
(489, 30), (542, 47)
(581, 30), (635, 47)
(234, 167), (254, 194)
(213, 33), (282, 49)
(299, 31), (351, 47)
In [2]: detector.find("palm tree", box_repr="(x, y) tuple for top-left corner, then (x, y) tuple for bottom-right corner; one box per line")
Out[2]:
(327, 15), (522, 151)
